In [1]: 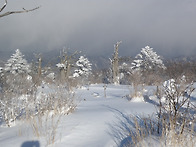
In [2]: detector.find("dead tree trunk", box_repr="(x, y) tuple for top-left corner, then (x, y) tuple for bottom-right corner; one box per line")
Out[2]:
(59, 50), (78, 83)
(112, 41), (122, 85)
(38, 57), (42, 78)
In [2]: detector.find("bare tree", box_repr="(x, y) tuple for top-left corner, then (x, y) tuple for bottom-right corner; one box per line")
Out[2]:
(57, 49), (79, 82)
(111, 41), (122, 85)
(0, 0), (39, 18)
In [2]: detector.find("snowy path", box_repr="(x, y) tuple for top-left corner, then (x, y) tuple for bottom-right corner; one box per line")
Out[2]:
(0, 84), (157, 147)
(54, 85), (156, 147)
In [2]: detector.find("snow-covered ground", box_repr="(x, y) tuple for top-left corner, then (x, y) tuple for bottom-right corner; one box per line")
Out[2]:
(0, 84), (194, 147)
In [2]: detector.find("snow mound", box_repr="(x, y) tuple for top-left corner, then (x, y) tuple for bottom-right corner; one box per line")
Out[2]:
(130, 96), (144, 102)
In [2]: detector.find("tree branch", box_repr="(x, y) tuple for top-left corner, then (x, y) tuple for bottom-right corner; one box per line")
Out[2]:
(0, 0), (40, 18)
(0, 0), (7, 12)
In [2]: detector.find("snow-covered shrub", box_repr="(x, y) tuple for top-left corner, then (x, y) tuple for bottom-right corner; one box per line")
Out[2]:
(0, 80), (77, 127)
(162, 77), (193, 115)
(157, 76), (195, 138)
(163, 79), (176, 98)
(0, 93), (33, 127)
(35, 83), (77, 115)
(0, 78), (34, 127)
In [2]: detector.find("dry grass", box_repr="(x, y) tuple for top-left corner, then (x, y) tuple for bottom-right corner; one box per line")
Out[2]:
(128, 81), (196, 146)
(127, 116), (196, 147)
(30, 112), (61, 146)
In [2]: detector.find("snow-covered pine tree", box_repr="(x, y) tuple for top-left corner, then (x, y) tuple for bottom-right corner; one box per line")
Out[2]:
(130, 46), (166, 95)
(4, 49), (32, 94)
(131, 46), (166, 73)
(73, 56), (92, 78)
(1, 49), (32, 126)
(4, 49), (31, 75)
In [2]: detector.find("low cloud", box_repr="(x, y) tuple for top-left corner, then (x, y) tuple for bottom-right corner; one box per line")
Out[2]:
(0, 0), (196, 58)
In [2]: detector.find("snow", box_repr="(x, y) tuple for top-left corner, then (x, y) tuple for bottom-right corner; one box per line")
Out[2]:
(52, 85), (156, 147)
(56, 63), (66, 70)
(0, 84), (194, 147)
(0, 84), (155, 146)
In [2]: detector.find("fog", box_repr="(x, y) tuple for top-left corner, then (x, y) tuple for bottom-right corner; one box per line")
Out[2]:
(0, 0), (196, 58)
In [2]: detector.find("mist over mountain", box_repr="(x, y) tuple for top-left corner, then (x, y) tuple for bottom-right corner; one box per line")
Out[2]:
(1, 0), (196, 59)
(1, 49), (196, 71)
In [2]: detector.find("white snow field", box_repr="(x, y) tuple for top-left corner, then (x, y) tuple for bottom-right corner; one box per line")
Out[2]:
(0, 84), (195, 147)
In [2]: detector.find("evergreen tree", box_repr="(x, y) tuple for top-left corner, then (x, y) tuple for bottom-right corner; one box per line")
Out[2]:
(73, 56), (92, 78)
(131, 46), (166, 73)
(4, 49), (31, 94)
(4, 49), (31, 75)
(1, 49), (32, 126)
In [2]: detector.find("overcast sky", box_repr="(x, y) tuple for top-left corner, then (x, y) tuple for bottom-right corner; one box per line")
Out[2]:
(0, 0), (196, 58)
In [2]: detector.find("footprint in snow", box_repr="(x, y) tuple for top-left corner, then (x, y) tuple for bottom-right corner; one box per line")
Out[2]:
(91, 92), (100, 97)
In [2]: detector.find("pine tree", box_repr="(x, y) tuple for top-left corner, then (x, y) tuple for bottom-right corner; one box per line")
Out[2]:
(4, 49), (31, 75)
(131, 46), (166, 73)
(4, 49), (31, 94)
(131, 46), (166, 92)
(1, 49), (32, 126)
(73, 56), (92, 78)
